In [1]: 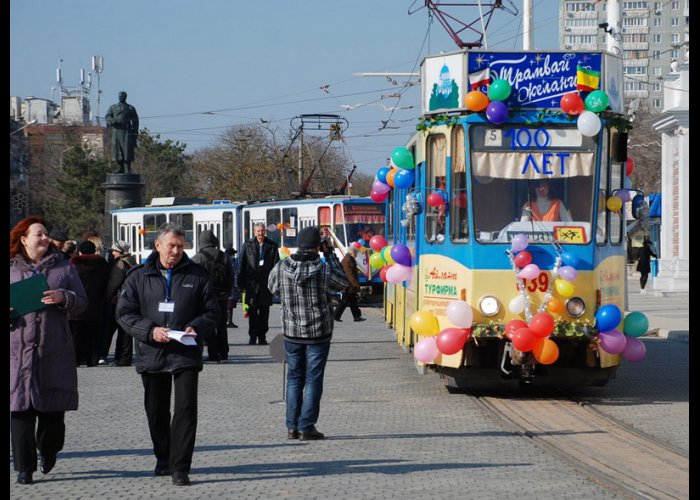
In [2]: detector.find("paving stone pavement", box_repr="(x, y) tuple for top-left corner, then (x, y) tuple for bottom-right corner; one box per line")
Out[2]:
(10, 287), (687, 499)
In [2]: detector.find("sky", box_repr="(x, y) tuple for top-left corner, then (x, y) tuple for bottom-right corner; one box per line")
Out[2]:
(10, 0), (559, 176)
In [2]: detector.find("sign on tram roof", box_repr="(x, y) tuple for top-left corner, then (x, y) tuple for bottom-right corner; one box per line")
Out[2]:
(420, 50), (623, 116)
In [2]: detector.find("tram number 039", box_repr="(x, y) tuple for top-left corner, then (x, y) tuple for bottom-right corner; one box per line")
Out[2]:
(517, 273), (549, 292)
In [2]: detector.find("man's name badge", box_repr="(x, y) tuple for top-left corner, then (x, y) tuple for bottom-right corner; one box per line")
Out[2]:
(159, 301), (175, 313)
(259, 259), (265, 266)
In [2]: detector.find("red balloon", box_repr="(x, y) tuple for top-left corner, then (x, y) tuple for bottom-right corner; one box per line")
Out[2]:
(505, 319), (528, 339)
(369, 235), (388, 253)
(427, 192), (444, 207)
(436, 328), (471, 355)
(625, 156), (635, 176)
(511, 327), (538, 352)
(455, 193), (467, 208)
(379, 265), (391, 283)
(513, 251), (533, 268)
(530, 312), (555, 338)
(370, 189), (389, 203)
(560, 92), (585, 115)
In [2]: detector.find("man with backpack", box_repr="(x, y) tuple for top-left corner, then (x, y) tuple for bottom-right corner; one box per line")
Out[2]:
(191, 230), (233, 362)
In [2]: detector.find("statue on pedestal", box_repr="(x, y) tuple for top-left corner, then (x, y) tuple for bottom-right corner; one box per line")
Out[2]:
(105, 91), (139, 174)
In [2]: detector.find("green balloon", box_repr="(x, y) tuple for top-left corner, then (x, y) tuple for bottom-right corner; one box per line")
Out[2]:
(369, 252), (386, 269)
(622, 311), (649, 338)
(488, 79), (512, 102)
(584, 90), (609, 112)
(392, 147), (414, 170)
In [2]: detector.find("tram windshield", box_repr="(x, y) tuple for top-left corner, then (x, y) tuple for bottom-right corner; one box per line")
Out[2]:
(469, 125), (597, 245)
(334, 202), (386, 246)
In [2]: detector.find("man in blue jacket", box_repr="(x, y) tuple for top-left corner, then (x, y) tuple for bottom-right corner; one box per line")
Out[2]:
(268, 226), (348, 441)
(116, 223), (219, 486)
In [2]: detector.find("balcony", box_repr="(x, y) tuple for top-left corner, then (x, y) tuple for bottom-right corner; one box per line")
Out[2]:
(623, 42), (649, 50)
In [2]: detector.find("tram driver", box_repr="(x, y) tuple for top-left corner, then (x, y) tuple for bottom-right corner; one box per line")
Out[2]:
(520, 179), (572, 223)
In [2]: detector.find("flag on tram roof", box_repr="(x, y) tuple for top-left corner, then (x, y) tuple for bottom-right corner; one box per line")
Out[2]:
(576, 65), (601, 92)
(469, 67), (491, 90)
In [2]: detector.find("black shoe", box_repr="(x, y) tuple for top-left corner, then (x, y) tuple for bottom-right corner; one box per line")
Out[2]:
(154, 461), (170, 476)
(172, 471), (191, 486)
(354, 317), (366, 322)
(259, 340), (268, 345)
(287, 429), (300, 439)
(334, 317), (342, 322)
(248, 339), (257, 345)
(40, 455), (56, 474)
(17, 471), (33, 484)
(299, 426), (325, 441)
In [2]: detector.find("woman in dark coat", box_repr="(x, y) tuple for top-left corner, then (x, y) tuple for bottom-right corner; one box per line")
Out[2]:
(636, 239), (658, 290)
(10, 216), (88, 485)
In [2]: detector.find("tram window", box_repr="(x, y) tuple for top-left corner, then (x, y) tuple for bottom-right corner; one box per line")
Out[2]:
(283, 208), (298, 248)
(425, 134), (447, 244)
(609, 160), (623, 245)
(333, 205), (346, 246)
(597, 134), (609, 245)
(266, 209), (282, 247)
(243, 212), (251, 242)
(170, 213), (194, 249)
(143, 213), (166, 250)
(450, 126), (469, 243)
(222, 211), (234, 250)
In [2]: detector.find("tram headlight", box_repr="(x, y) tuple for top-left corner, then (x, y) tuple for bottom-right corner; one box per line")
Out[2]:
(478, 295), (500, 317)
(566, 297), (586, 318)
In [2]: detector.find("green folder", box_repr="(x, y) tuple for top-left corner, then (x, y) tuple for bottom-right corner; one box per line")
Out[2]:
(10, 273), (49, 318)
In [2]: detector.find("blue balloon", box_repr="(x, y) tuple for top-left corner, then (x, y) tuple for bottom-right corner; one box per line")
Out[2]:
(377, 167), (390, 184)
(595, 304), (622, 333)
(394, 169), (415, 189)
(561, 252), (580, 268)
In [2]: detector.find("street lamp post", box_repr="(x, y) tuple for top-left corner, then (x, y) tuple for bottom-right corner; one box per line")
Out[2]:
(10, 119), (37, 136)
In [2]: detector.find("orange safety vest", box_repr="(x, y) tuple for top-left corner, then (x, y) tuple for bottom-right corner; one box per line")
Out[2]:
(528, 199), (561, 222)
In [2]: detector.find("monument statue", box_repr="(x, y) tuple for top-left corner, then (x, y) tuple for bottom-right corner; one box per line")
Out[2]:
(105, 91), (139, 174)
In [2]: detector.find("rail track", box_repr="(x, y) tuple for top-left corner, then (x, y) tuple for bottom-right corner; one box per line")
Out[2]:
(468, 387), (689, 499)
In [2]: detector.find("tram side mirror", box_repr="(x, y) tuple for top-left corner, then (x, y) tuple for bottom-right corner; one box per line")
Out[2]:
(611, 131), (629, 163)
(631, 194), (648, 219)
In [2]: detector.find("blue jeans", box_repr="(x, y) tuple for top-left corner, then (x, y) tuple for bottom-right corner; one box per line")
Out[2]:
(285, 340), (331, 432)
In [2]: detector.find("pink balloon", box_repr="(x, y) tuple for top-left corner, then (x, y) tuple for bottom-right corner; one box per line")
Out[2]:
(598, 328), (627, 355)
(558, 266), (578, 282)
(510, 234), (529, 252)
(372, 179), (391, 194)
(414, 337), (439, 363)
(621, 336), (646, 362)
(517, 264), (541, 280)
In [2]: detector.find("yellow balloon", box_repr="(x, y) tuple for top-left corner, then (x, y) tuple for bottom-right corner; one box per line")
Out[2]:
(606, 196), (622, 212)
(410, 310), (440, 336)
(554, 278), (575, 298)
(383, 245), (396, 265)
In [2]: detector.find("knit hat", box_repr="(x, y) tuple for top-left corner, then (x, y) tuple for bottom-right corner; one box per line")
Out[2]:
(298, 226), (321, 250)
(110, 240), (131, 254)
(78, 240), (97, 254)
(49, 228), (68, 242)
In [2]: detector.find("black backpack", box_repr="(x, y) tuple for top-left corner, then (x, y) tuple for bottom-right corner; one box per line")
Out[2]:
(203, 251), (230, 297)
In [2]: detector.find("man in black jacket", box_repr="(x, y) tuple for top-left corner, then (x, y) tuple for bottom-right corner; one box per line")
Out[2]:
(237, 223), (279, 345)
(116, 223), (219, 486)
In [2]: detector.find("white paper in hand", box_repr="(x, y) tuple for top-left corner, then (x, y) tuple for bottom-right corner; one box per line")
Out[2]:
(168, 330), (197, 346)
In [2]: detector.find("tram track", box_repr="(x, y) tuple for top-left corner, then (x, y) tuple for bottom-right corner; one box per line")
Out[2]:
(468, 388), (689, 499)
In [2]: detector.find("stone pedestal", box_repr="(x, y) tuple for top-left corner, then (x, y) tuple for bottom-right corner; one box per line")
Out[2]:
(102, 173), (144, 248)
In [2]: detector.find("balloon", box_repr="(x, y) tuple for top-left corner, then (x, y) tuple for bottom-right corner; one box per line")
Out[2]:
(533, 338), (560, 364)
(577, 110), (602, 137)
(511, 327), (538, 352)
(386, 263), (412, 284)
(488, 79), (512, 101)
(414, 337), (439, 363)
(505, 319), (528, 339)
(436, 328), (471, 355)
(426, 192), (444, 207)
(616, 188), (631, 202)
(508, 294), (526, 314)
(391, 147), (415, 170)
(510, 234), (529, 252)
(486, 101), (509, 124)
(558, 266), (578, 282)
(584, 90), (609, 112)
(513, 250), (533, 268)
(369, 235), (388, 252)
(372, 179), (391, 194)
(560, 92), (585, 115)
(621, 336), (646, 362)
(595, 304), (623, 332)
(446, 300), (474, 328)
(517, 264), (541, 280)
(410, 310), (440, 336)
(606, 196), (623, 212)
(394, 168), (415, 189)
(547, 297), (564, 314)
(626, 156), (635, 176)
(530, 312), (555, 338)
(390, 243), (412, 267)
(382, 245), (395, 265)
(267, 224), (278, 232)
(386, 168), (398, 188)
(376, 167), (390, 184)
(379, 265), (390, 282)
(356, 239), (365, 248)
(561, 252), (579, 268)
(369, 252), (385, 269)
(370, 189), (389, 203)
(455, 192), (467, 208)
(598, 328), (627, 355)
(465, 90), (489, 111)
(554, 278), (575, 298)
(623, 311), (649, 338)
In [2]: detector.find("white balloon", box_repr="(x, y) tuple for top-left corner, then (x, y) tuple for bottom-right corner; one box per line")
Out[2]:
(446, 300), (474, 328)
(577, 110), (601, 137)
(509, 294), (526, 314)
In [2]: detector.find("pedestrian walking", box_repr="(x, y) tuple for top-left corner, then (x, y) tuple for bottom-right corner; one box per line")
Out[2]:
(334, 245), (366, 322)
(636, 239), (658, 291)
(102, 240), (137, 366)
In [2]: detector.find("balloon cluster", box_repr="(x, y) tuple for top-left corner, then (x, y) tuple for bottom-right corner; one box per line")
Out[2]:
(370, 147), (416, 202)
(364, 235), (414, 286)
(595, 306), (648, 362)
(559, 89), (612, 139)
(278, 246), (291, 260)
(465, 78), (512, 124)
(410, 301), (474, 363)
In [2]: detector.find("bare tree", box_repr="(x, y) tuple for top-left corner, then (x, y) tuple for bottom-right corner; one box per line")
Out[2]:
(627, 108), (662, 194)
